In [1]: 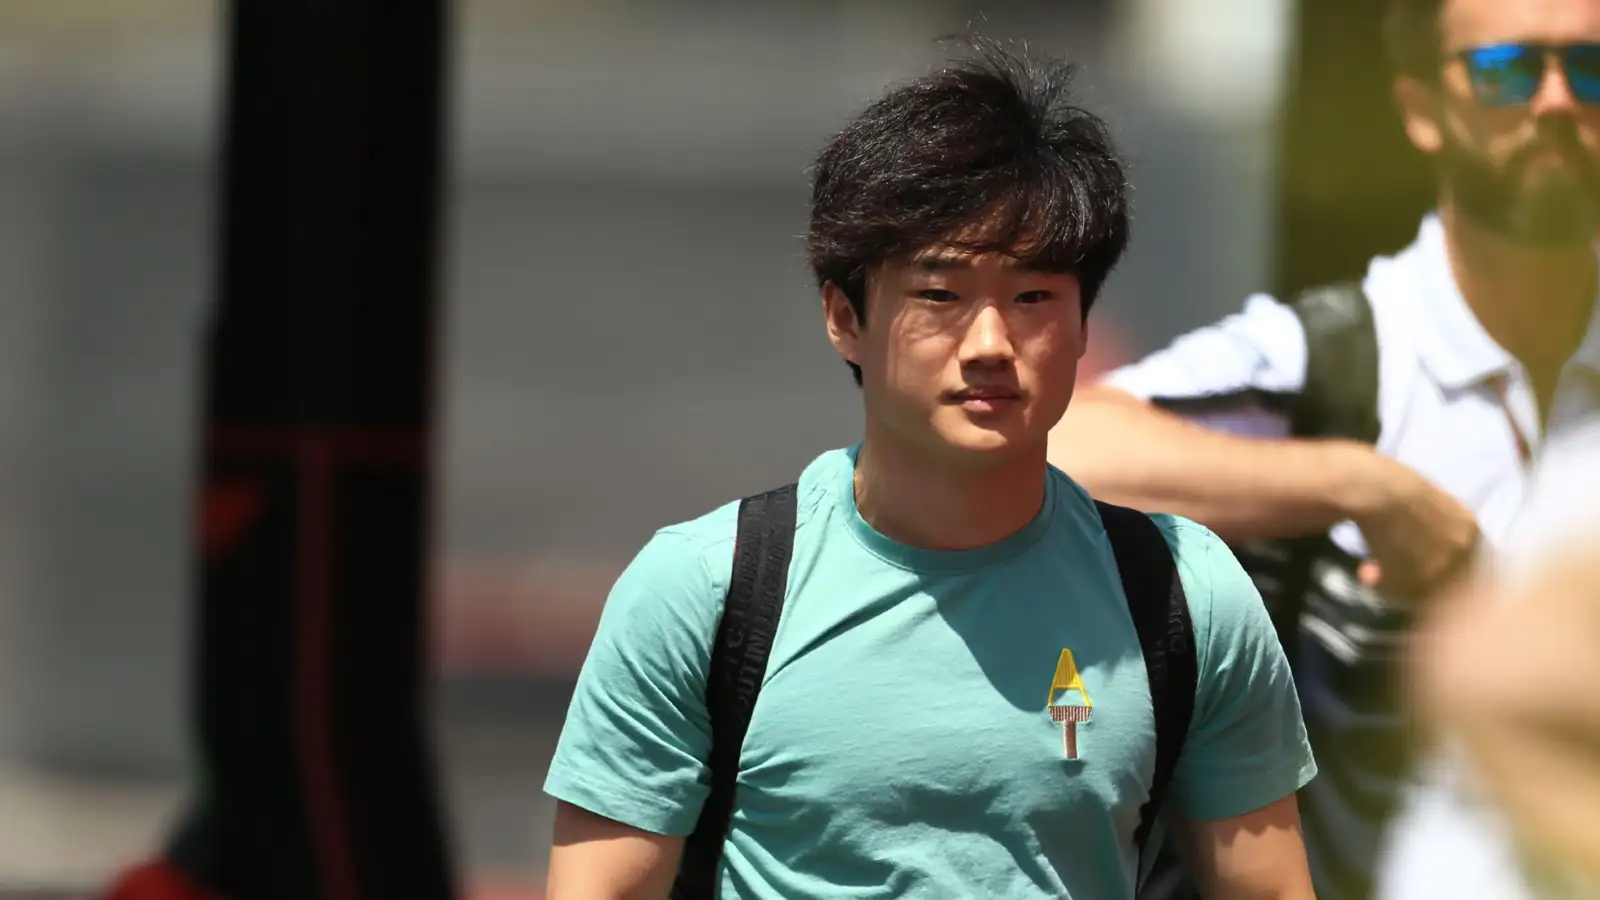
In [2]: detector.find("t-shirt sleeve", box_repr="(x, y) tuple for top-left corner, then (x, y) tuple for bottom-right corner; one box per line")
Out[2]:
(1160, 517), (1317, 821)
(542, 528), (729, 836)
(1102, 294), (1309, 439)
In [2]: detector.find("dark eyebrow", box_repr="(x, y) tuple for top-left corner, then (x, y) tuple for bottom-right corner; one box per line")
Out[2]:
(913, 255), (973, 272)
(912, 254), (1064, 275)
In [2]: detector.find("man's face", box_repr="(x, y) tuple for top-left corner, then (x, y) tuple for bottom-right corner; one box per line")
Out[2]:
(823, 245), (1087, 466)
(1417, 0), (1600, 245)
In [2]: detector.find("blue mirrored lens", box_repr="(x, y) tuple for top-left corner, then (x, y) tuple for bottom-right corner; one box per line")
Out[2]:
(1463, 44), (1542, 106)
(1562, 44), (1600, 102)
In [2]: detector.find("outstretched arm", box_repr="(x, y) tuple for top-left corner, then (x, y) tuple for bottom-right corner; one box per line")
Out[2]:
(1053, 383), (1378, 543)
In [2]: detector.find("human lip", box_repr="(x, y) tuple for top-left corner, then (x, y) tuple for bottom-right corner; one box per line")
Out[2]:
(1521, 139), (1588, 168)
(952, 385), (1021, 399)
(1528, 147), (1577, 167)
(947, 386), (1023, 412)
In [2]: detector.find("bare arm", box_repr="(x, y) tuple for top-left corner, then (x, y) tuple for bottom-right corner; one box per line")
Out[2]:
(1054, 385), (1482, 597)
(1050, 384), (1375, 543)
(1171, 795), (1317, 900)
(547, 802), (684, 900)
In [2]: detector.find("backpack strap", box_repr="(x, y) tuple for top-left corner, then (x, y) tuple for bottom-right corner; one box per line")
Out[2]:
(1096, 501), (1198, 880)
(671, 483), (799, 900)
(1271, 283), (1381, 660)
(1288, 282), (1381, 444)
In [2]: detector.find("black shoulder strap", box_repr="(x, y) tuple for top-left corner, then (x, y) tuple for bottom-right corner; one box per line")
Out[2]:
(1273, 283), (1381, 662)
(1095, 501), (1197, 877)
(671, 483), (799, 900)
(1288, 282), (1381, 443)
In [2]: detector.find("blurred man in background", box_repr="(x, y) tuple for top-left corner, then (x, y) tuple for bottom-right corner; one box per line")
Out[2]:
(1050, 0), (1600, 897)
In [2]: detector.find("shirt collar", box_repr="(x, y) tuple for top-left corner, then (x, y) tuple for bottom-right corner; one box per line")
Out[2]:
(1549, 300), (1600, 434)
(1400, 214), (1518, 391)
(1395, 213), (1600, 390)
(1569, 294), (1600, 374)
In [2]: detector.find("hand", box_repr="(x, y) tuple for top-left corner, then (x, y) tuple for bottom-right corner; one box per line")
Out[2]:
(1413, 550), (1600, 885)
(1338, 447), (1482, 601)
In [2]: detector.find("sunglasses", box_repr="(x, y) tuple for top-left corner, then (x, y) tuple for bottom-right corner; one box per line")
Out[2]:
(1454, 42), (1600, 107)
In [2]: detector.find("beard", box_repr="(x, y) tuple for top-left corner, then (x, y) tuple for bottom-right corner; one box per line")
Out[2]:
(1440, 121), (1600, 248)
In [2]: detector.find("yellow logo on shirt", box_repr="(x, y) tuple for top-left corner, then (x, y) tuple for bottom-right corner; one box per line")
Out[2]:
(1047, 649), (1093, 760)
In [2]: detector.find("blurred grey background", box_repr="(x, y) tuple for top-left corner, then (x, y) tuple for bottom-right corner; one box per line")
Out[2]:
(0, 0), (1291, 892)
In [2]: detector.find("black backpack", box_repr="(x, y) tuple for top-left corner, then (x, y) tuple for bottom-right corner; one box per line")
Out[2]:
(1140, 282), (1380, 651)
(1233, 283), (1390, 900)
(1247, 283), (1382, 652)
(668, 487), (1198, 900)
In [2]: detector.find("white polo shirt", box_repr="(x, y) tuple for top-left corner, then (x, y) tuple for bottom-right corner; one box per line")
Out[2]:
(1103, 211), (1600, 899)
(1374, 344), (1600, 900)
(1107, 212), (1551, 553)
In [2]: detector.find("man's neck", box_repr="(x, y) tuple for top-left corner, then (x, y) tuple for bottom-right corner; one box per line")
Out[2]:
(1440, 201), (1596, 393)
(853, 427), (1049, 552)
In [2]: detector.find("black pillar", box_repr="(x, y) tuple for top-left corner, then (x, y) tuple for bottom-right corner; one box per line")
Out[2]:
(1273, 0), (1434, 296)
(153, 0), (456, 897)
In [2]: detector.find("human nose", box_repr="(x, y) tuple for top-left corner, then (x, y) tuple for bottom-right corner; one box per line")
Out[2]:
(958, 303), (1015, 366)
(1531, 53), (1580, 118)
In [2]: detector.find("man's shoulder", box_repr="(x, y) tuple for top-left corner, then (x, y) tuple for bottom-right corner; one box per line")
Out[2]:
(1138, 513), (1237, 613)
(1050, 470), (1231, 597)
(1139, 513), (1280, 668)
(1143, 511), (1223, 562)
(1079, 497), (1260, 642)
(1052, 470), (1221, 569)
(652, 498), (741, 559)
(1050, 468), (1218, 545)
(1096, 292), (1310, 403)
(641, 447), (847, 577)
(1099, 214), (1439, 402)
(599, 456), (841, 652)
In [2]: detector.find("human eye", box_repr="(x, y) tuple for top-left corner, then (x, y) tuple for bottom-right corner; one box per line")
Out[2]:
(915, 289), (960, 302)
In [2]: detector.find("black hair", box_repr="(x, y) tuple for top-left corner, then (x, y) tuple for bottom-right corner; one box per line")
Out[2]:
(806, 35), (1131, 385)
(1383, 0), (1447, 79)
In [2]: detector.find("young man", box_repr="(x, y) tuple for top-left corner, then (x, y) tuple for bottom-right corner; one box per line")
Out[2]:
(1049, 0), (1600, 898)
(541, 38), (1317, 900)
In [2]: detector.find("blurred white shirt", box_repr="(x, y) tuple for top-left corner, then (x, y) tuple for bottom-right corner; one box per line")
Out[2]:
(1374, 317), (1600, 900)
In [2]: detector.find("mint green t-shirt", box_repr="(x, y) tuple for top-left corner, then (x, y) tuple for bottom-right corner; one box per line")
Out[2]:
(544, 447), (1315, 899)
